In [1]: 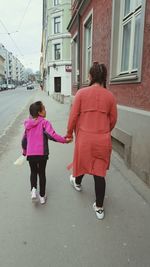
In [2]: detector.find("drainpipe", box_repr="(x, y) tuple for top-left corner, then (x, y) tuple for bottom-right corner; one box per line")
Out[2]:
(77, 13), (80, 90)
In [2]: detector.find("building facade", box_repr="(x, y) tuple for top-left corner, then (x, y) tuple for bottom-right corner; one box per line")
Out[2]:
(68, 0), (150, 185)
(41, 0), (48, 89)
(0, 44), (9, 85)
(41, 0), (72, 95)
(0, 52), (5, 84)
(0, 44), (26, 85)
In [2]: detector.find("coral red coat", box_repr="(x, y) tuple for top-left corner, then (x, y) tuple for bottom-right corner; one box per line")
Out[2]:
(67, 85), (117, 177)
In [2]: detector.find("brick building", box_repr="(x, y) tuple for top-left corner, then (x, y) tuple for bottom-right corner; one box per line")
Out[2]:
(68, 0), (150, 185)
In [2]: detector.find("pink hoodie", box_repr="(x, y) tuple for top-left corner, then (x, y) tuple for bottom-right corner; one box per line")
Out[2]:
(22, 116), (66, 156)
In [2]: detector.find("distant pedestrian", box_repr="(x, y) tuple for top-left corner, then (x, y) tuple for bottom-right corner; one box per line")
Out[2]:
(40, 83), (43, 91)
(22, 101), (71, 204)
(66, 62), (117, 219)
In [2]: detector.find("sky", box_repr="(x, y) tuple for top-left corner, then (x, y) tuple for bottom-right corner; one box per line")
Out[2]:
(0, 0), (42, 72)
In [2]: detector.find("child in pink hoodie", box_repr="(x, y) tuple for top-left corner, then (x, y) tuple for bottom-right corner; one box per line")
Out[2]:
(22, 101), (69, 204)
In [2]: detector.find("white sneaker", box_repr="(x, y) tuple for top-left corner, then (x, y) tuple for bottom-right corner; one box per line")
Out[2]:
(39, 195), (46, 205)
(70, 175), (82, 191)
(93, 202), (105, 220)
(31, 187), (37, 201)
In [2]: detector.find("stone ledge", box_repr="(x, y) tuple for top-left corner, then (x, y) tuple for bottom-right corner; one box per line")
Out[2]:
(52, 93), (64, 104)
(111, 127), (132, 168)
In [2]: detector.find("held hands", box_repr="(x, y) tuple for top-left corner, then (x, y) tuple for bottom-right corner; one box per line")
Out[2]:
(65, 136), (73, 143)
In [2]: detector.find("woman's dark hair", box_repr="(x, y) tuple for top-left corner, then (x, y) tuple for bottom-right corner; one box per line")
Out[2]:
(89, 62), (107, 88)
(29, 101), (43, 118)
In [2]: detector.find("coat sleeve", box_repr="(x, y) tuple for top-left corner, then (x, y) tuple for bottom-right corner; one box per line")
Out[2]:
(109, 97), (117, 131)
(21, 131), (27, 156)
(66, 91), (81, 138)
(44, 120), (66, 143)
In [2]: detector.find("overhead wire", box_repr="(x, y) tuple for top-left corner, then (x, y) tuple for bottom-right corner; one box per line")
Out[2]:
(0, 31), (18, 35)
(17, 0), (32, 32)
(0, 0), (37, 68)
(0, 0), (32, 55)
(0, 18), (23, 56)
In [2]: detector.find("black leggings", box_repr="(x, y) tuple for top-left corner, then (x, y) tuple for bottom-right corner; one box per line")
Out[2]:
(29, 160), (47, 197)
(75, 175), (106, 207)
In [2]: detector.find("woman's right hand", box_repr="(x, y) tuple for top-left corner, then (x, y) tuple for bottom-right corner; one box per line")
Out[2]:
(65, 137), (73, 143)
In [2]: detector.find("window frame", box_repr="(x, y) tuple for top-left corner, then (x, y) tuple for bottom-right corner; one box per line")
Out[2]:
(54, 16), (61, 34)
(110, 0), (146, 84)
(119, 0), (142, 74)
(53, 0), (59, 6)
(82, 10), (93, 84)
(71, 32), (78, 84)
(54, 43), (61, 60)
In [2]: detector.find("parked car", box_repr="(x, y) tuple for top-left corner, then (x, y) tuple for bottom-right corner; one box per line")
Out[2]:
(11, 84), (16, 89)
(8, 84), (16, 89)
(0, 84), (7, 91)
(27, 84), (34, 90)
(7, 84), (13, 90)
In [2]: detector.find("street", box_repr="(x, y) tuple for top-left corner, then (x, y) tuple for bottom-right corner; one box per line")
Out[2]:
(0, 90), (150, 267)
(0, 86), (37, 137)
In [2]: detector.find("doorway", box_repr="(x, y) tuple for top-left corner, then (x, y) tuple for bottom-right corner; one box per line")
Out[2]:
(54, 77), (61, 93)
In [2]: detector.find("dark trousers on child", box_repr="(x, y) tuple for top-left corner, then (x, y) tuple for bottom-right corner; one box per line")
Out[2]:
(29, 160), (47, 197)
(75, 174), (106, 207)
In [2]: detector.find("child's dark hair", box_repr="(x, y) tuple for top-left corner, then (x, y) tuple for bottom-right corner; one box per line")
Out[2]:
(29, 101), (43, 118)
(89, 62), (107, 88)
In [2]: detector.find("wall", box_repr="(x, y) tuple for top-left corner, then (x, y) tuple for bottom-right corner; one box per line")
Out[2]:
(93, 0), (150, 184)
(47, 65), (71, 95)
(69, 0), (150, 185)
(116, 106), (150, 185)
(0, 55), (5, 78)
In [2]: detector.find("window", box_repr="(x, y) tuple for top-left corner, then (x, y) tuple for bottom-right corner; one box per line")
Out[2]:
(54, 44), (61, 60)
(54, 0), (59, 6)
(54, 16), (61, 34)
(48, 66), (50, 75)
(83, 15), (92, 82)
(110, 0), (145, 82)
(120, 0), (142, 73)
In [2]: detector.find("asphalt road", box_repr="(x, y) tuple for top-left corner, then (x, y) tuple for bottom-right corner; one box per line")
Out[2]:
(0, 86), (37, 137)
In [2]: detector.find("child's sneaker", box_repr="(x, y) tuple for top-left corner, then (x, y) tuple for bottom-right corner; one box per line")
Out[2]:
(31, 187), (37, 201)
(39, 195), (46, 205)
(70, 174), (82, 191)
(93, 202), (105, 220)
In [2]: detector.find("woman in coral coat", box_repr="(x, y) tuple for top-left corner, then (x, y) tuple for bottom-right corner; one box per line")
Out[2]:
(66, 62), (117, 219)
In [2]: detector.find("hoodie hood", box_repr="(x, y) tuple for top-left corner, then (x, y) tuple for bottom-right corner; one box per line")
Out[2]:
(24, 116), (44, 130)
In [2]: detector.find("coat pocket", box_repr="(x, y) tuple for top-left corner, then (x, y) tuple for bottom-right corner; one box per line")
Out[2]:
(92, 145), (111, 160)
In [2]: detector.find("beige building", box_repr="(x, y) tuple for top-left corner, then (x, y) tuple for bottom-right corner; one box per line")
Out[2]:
(41, 0), (72, 96)
(0, 43), (26, 85)
(0, 53), (5, 84)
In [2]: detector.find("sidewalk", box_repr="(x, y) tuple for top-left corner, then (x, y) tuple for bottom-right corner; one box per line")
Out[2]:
(0, 90), (150, 267)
